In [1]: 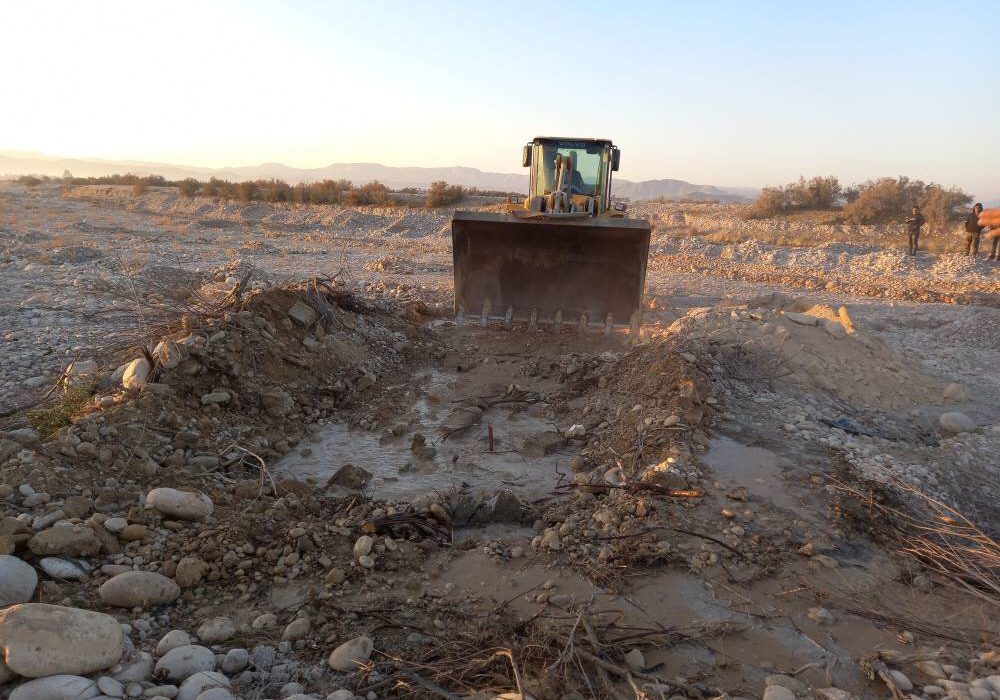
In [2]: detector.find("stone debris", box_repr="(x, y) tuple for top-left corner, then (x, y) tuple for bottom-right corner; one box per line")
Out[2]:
(0, 554), (37, 605)
(98, 571), (181, 608)
(145, 488), (214, 521)
(327, 635), (374, 672)
(0, 603), (123, 677)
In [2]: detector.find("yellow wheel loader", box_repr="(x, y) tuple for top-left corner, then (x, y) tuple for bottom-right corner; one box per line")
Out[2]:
(452, 137), (650, 332)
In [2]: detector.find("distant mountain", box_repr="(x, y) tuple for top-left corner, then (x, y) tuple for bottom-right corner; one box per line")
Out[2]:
(0, 150), (754, 202)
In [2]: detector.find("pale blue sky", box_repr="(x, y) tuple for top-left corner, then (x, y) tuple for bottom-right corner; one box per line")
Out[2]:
(2, 0), (997, 198)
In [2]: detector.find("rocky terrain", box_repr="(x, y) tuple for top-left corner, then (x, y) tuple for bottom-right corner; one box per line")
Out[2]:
(0, 183), (997, 700)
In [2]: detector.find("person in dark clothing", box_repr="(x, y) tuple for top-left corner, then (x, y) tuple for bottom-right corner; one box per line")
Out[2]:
(966, 202), (984, 257)
(905, 206), (925, 255)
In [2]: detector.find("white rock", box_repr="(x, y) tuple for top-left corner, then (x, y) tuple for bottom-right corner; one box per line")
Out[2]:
(176, 671), (230, 700)
(939, 412), (976, 434)
(326, 692), (355, 700)
(10, 674), (100, 700)
(327, 635), (373, 672)
(0, 603), (123, 677)
(99, 571), (180, 608)
(0, 555), (38, 605)
(199, 392), (231, 405)
(122, 358), (151, 391)
(97, 675), (125, 697)
(145, 685), (179, 699)
(154, 645), (216, 682)
(196, 618), (235, 644)
(762, 688), (796, 700)
(104, 517), (129, 533)
(353, 536), (374, 559)
(624, 648), (645, 671)
(194, 689), (234, 700)
(146, 488), (214, 521)
(110, 650), (154, 684)
(814, 689), (853, 700)
(156, 630), (192, 657)
(251, 613), (277, 630)
(888, 670), (912, 692)
(282, 617), (310, 641)
(38, 557), (91, 580)
(220, 648), (248, 674)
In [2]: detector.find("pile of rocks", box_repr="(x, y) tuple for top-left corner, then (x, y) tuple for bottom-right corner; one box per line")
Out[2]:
(0, 601), (377, 699)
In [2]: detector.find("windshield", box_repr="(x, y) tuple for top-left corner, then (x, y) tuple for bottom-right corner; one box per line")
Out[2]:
(535, 142), (606, 198)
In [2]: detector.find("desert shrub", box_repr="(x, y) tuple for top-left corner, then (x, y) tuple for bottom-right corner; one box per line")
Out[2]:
(178, 178), (200, 196)
(920, 185), (973, 234)
(427, 180), (465, 207)
(236, 180), (257, 202)
(842, 177), (969, 228)
(132, 180), (147, 195)
(16, 175), (46, 186)
(786, 176), (841, 209)
(308, 179), (353, 204)
(744, 186), (788, 218)
(347, 181), (393, 206)
(744, 176), (840, 219)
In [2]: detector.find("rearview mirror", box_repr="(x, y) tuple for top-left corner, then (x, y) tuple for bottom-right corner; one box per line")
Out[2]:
(522, 145), (532, 168)
(610, 148), (621, 172)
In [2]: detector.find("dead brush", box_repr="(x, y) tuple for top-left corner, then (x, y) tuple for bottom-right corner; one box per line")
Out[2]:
(832, 478), (1000, 608)
(358, 602), (733, 699)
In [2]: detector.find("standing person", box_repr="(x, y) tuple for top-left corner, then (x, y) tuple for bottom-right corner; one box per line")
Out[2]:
(905, 205), (925, 256)
(989, 225), (1000, 260)
(966, 202), (984, 257)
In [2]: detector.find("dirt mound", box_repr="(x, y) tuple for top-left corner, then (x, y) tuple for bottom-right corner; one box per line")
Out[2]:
(664, 295), (946, 412)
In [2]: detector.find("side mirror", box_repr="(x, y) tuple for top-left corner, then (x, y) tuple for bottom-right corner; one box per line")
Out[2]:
(610, 148), (621, 172)
(522, 145), (532, 168)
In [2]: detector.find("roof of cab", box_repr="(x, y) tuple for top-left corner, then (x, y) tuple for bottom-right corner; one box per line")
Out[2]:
(531, 137), (614, 145)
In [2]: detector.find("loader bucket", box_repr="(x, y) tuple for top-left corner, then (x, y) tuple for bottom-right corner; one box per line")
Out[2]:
(452, 211), (650, 327)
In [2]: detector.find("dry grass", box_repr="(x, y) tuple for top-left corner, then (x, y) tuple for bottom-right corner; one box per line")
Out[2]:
(25, 385), (93, 436)
(834, 479), (999, 608)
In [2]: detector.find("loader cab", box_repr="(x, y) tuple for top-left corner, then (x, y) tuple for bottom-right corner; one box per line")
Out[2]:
(521, 137), (620, 216)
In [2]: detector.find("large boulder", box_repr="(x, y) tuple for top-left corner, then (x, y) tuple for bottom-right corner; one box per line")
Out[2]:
(939, 411), (976, 434)
(153, 645), (215, 683)
(0, 556), (37, 606)
(0, 604), (123, 677)
(99, 571), (180, 608)
(9, 674), (100, 699)
(146, 488), (214, 521)
(27, 525), (100, 557)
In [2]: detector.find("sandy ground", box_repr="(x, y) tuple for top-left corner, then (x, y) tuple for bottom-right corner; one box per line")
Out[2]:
(0, 183), (998, 700)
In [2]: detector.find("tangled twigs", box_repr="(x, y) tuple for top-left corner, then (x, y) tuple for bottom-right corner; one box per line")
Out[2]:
(556, 481), (703, 499)
(833, 478), (999, 607)
(220, 443), (277, 496)
(360, 512), (451, 543)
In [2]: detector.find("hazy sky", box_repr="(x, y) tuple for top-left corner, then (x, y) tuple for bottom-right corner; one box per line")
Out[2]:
(3, 0), (998, 197)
